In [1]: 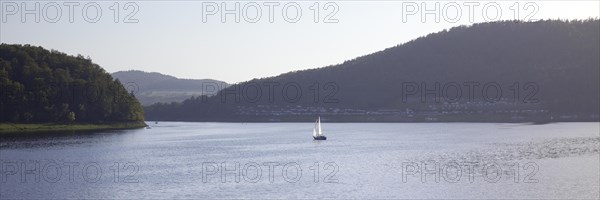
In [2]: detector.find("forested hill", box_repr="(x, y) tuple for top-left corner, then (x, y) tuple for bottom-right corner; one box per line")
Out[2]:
(145, 19), (599, 122)
(111, 70), (229, 105)
(0, 44), (145, 123)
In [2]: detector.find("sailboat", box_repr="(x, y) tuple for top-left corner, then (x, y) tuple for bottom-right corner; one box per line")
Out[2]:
(313, 116), (327, 140)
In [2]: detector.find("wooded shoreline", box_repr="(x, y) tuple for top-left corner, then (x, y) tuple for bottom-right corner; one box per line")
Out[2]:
(0, 122), (147, 134)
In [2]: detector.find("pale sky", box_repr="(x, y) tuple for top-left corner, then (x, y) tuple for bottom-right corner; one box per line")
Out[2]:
(1, 1), (598, 83)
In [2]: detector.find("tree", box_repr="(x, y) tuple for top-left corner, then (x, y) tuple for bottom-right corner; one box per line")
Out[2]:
(67, 112), (76, 123)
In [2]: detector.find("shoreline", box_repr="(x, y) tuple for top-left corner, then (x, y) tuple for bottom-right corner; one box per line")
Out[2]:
(0, 122), (147, 134)
(144, 119), (599, 123)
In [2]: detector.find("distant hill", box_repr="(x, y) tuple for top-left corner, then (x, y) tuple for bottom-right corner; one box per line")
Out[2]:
(0, 44), (145, 124)
(145, 20), (600, 122)
(111, 70), (229, 105)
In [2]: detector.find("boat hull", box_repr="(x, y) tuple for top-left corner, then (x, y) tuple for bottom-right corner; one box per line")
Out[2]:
(313, 136), (327, 140)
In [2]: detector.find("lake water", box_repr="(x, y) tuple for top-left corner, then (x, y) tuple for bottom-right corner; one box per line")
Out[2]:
(1, 122), (599, 199)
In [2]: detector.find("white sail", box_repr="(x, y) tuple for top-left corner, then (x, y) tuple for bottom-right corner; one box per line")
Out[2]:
(317, 117), (323, 136)
(313, 120), (318, 137)
(312, 116), (325, 138)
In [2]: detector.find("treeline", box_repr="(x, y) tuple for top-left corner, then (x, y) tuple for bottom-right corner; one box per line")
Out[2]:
(144, 19), (599, 122)
(0, 44), (144, 123)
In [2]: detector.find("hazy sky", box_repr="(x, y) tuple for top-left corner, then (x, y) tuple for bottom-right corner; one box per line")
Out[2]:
(1, 1), (598, 83)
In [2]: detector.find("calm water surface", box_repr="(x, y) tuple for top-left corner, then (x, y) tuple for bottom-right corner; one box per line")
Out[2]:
(1, 122), (599, 199)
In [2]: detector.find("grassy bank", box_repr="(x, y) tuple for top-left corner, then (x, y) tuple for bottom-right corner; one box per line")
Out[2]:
(0, 122), (147, 134)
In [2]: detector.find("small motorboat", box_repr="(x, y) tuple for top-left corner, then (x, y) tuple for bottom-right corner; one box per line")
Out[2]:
(313, 116), (327, 140)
